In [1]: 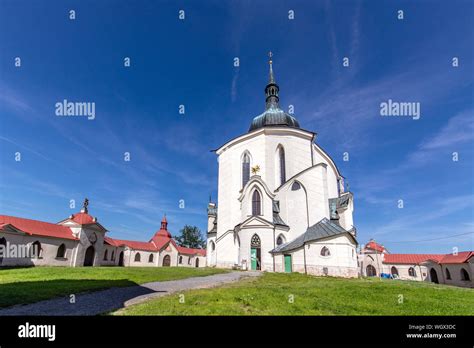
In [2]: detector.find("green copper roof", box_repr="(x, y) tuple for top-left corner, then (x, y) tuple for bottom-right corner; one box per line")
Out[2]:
(249, 54), (301, 132)
(249, 106), (300, 132)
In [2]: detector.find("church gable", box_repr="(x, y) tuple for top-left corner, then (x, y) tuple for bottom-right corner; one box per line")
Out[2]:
(238, 215), (274, 229)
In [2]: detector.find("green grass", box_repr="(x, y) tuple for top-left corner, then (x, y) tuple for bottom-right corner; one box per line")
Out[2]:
(114, 272), (474, 316)
(0, 266), (227, 308)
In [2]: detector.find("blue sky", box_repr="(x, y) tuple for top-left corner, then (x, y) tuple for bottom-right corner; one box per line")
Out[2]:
(0, 0), (473, 253)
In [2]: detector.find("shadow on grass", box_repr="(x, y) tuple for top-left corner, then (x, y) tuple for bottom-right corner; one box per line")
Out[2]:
(0, 279), (157, 314)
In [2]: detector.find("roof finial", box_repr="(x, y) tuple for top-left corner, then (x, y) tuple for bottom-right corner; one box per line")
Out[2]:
(268, 51), (275, 84)
(82, 198), (89, 214)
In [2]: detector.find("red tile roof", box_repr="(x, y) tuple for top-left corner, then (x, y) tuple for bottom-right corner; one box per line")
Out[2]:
(177, 246), (206, 256)
(71, 212), (95, 225)
(365, 240), (387, 253)
(439, 251), (474, 264)
(383, 254), (444, 265)
(0, 215), (77, 240)
(104, 236), (119, 247)
(150, 236), (175, 250)
(108, 238), (158, 251)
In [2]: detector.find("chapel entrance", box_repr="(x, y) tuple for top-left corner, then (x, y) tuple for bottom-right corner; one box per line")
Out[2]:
(118, 251), (124, 266)
(162, 254), (171, 267)
(430, 268), (439, 284)
(284, 254), (292, 273)
(83, 246), (95, 266)
(250, 234), (261, 271)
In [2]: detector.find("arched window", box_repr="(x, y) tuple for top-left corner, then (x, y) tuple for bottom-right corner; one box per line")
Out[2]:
(276, 235), (285, 246)
(111, 250), (115, 261)
(320, 246), (331, 257)
(366, 264), (377, 277)
(242, 153), (250, 188)
(391, 266), (399, 277)
(134, 252), (141, 262)
(445, 268), (451, 280)
(103, 249), (108, 261)
(32, 241), (42, 258)
(56, 243), (66, 258)
(461, 268), (470, 281)
(179, 256), (183, 264)
(278, 146), (286, 185)
(195, 258), (199, 267)
(291, 182), (301, 191)
(252, 190), (261, 216)
(251, 234), (261, 248)
(408, 267), (416, 277)
(149, 254), (154, 263)
(209, 240), (215, 251)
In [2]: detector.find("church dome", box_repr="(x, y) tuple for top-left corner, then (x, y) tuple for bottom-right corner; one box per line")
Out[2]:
(249, 106), (300, 132)
(249, 53), (301, 132)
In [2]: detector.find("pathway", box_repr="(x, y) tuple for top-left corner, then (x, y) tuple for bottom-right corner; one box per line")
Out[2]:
(0, 271), (261, 316)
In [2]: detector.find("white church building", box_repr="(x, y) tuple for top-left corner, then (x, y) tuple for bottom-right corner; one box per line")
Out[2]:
(206, 56), (359, 277)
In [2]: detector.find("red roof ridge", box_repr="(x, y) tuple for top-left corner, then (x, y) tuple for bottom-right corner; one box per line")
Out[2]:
(0, 214), (77, 240)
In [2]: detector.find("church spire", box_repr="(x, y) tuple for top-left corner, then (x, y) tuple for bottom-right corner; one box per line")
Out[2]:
(268, 51), (275, 84)
(265, 51), (280, 109)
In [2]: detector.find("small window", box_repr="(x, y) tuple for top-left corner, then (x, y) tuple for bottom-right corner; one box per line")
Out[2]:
(276, 236), (284, 246)
(134, 253), (141, 262)
(461, 268), (470, 281)
(320, 246), (330, 257)
(111, 250), (115, 261)
(408, 267), (416, 277)
(149, 254), (154, 263)
(56, 244), (66, 258)
(210, 241), (215, 251)
(291, 182), (301, 191)
(188, 257), (192, 265)
(103, 249), (108, 261)
(179, 256), (183, 264)
(445, 268), (451, 280)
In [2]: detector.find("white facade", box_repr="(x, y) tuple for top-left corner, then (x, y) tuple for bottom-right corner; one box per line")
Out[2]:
(0, 209), (207, 268)
(207, 60), (358, 277)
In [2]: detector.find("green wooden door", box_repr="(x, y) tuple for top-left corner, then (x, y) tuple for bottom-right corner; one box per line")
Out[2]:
(284, 254), (292, 273)
(251, 248), (257, 270)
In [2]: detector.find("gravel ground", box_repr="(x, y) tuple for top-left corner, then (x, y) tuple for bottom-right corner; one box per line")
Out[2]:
(0, 271), (261, 316)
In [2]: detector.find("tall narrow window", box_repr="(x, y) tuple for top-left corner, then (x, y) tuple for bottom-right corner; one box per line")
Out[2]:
(242, 153), (250, 188)
(252, 190), (261, 216)
(279, 146), (286, 185)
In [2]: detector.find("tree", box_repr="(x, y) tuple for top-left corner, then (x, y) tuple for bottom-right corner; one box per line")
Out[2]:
(175, 225), (206, 249)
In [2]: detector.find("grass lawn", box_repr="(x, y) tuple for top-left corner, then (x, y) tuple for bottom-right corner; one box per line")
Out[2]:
(0, 266), (227, 308)
(114, 272), (474, 316)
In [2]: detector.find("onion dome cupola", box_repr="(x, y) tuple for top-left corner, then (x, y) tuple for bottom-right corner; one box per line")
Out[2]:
(153, 215), (172, 238)
(249, 52), (301, 132)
